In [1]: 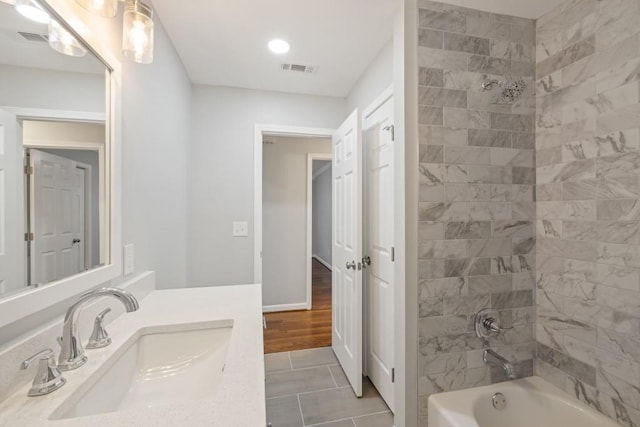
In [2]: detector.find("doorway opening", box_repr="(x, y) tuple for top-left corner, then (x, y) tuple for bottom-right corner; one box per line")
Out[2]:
(259, 130), (334, 353)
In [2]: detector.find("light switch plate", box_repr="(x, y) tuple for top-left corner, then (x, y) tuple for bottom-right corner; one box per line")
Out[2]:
(232, 221), (249, 237)
(123, 244), (134, 276)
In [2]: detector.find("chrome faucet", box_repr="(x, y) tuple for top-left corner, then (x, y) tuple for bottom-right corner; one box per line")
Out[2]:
(58, 287), (139, 371)
(483, 349), (517, 380)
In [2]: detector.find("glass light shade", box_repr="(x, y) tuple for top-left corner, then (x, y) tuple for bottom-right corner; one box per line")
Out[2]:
(15, 0), (49, 24)
(75, 0), (118, 18)
(122, 0), (153, 64)
(48, 19), (87, 57)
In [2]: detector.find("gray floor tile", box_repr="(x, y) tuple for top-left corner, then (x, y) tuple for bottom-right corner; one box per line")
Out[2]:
(266, 352), (292, 373)
(310, 419), (355, 427)
(299, 382), (390, 425)
(353, 411), (394, 427)
(291, 347), (338, 369)
(266, 366), (336, 398)
(329, 364), (349, 387)
(266, 395), (303, 427)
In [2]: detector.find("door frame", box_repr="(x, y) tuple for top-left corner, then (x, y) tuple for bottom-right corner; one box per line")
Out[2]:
(306, 153), (332, 310)
(253, 124), (335, 312)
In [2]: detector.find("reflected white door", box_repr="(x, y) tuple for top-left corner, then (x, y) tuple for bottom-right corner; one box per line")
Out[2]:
(0, 110), (21, 293)
(364, 93), (395, 410)
(332, 109), (363, 397)
(30, 150), (84, 284)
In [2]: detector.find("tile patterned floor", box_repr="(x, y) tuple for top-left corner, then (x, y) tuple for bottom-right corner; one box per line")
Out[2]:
(265, 347), (394, 427)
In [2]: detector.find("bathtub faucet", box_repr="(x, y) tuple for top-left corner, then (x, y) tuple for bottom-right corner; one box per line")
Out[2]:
(483, 349), (517, 380)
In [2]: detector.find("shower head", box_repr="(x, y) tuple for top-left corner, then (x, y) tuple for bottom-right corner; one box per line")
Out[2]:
(481, 77), (527, 104)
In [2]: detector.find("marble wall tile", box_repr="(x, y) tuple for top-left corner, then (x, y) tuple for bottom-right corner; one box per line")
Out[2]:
(419, 8), (466, 32)
(537, 35), (596, 78)
(419, 67), (445, 87)
(419, 87), (467, 108)
(418, 47), (468, 71)
(443, 32), (490, 55)
(419, 28), (444, 49)
(468, 129), (511, 147)
(420, 126), (468, 146)
(419, 106), (444, 125)
(468, 55), (510, 75)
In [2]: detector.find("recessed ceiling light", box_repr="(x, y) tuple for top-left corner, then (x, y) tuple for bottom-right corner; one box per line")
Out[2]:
(268, 39), (290, 54)
(16, 0), (50, 24)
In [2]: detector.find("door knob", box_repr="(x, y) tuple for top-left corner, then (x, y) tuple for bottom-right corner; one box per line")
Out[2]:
(72, 238), (81, 244)
(345, 261), (356, 270)
(362, 256), (371, 268)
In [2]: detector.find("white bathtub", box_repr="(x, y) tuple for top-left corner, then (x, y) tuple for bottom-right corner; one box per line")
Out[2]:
(428, 376), (620, 427)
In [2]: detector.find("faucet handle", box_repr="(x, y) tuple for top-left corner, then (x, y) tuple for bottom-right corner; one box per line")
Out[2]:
(20, 349), (66, 397)
(86, 308), (112, 349)
(474, 308), (512, 339)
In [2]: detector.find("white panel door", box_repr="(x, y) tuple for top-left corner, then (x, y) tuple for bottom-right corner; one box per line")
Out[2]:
(332, 109), (363, 397)
(0, 110), (20, 294)
(30, 149), (83, 284)
(364, 94), (395, 410)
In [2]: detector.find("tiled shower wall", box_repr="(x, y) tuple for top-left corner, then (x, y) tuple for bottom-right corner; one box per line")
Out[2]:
(416, 2), (536, 424)
(535, 0), (640, 425)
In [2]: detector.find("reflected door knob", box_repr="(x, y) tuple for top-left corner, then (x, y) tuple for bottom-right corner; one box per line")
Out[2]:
(72, 238), (81, 244)
(345, 261), (356, 270)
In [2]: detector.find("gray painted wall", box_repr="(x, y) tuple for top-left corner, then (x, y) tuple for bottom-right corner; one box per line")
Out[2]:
(312, 162), (332, 266)
(189, 85), (346, 287)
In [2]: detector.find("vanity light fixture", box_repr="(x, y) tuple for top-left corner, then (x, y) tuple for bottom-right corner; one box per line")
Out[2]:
(268, 39), (290, 54)
(48, 19), (87, 57)
(76, 0), (155, 64)
(75, 0), (118, 18)
(15, 0), (49, 24)
(122, 0), (153, 64)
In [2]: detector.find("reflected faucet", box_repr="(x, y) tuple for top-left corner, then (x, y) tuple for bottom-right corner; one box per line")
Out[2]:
(483, 349), (517, 380)
(58, 287), (139, 371)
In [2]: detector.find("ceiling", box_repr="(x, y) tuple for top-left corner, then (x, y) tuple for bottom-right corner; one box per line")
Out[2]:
(0, 3), (104, 75)
(151, 0), (399, 97)
(437, 0), (564, 20)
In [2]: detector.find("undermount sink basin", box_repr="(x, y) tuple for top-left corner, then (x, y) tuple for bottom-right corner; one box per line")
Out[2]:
(51, 320), (233, 420)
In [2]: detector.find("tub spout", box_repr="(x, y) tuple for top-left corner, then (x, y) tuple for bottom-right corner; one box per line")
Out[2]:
(483, 349), (517, 380)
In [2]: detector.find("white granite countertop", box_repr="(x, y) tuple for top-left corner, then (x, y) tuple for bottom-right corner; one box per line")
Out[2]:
(0, 284), (266, 427)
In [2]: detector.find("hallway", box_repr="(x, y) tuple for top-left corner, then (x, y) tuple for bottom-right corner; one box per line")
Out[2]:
(263, 259), (332, 353)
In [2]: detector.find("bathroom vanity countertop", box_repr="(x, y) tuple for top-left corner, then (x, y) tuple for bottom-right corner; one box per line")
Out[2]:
(0, 284), (266, 427)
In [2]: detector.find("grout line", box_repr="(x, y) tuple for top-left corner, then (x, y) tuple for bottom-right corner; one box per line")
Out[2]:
(297, 393), (306, 427)
(288, 351), (294, 371)
(269, 385), (352, 400)
(305, 416), (355, 427)
(327, 365), (338, 388)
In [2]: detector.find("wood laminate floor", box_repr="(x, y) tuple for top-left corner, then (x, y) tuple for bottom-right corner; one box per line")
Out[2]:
(263, 259), (332, 354)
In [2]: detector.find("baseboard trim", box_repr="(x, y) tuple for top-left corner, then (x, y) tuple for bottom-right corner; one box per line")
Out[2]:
(262, 303), (309, 313)
(312, 254), (332, 271)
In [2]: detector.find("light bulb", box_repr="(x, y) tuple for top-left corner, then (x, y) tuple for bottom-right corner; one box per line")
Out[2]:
(122, 0), (153, 64)
(15, 0), (49, 24)
(75, 0), (118, 18)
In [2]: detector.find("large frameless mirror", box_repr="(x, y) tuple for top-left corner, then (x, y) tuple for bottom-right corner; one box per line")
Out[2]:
(0, 0), (111, 298)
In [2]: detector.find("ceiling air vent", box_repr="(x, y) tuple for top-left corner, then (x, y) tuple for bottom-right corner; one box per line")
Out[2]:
(18, 32), (49, 42)
(281, 63), (315, 74)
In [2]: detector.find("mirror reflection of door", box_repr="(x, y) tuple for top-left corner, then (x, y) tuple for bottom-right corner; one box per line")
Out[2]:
(26, 148), (97, 286)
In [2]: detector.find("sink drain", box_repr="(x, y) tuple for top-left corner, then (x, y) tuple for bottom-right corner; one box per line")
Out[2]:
(492, 392), (506, 410)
